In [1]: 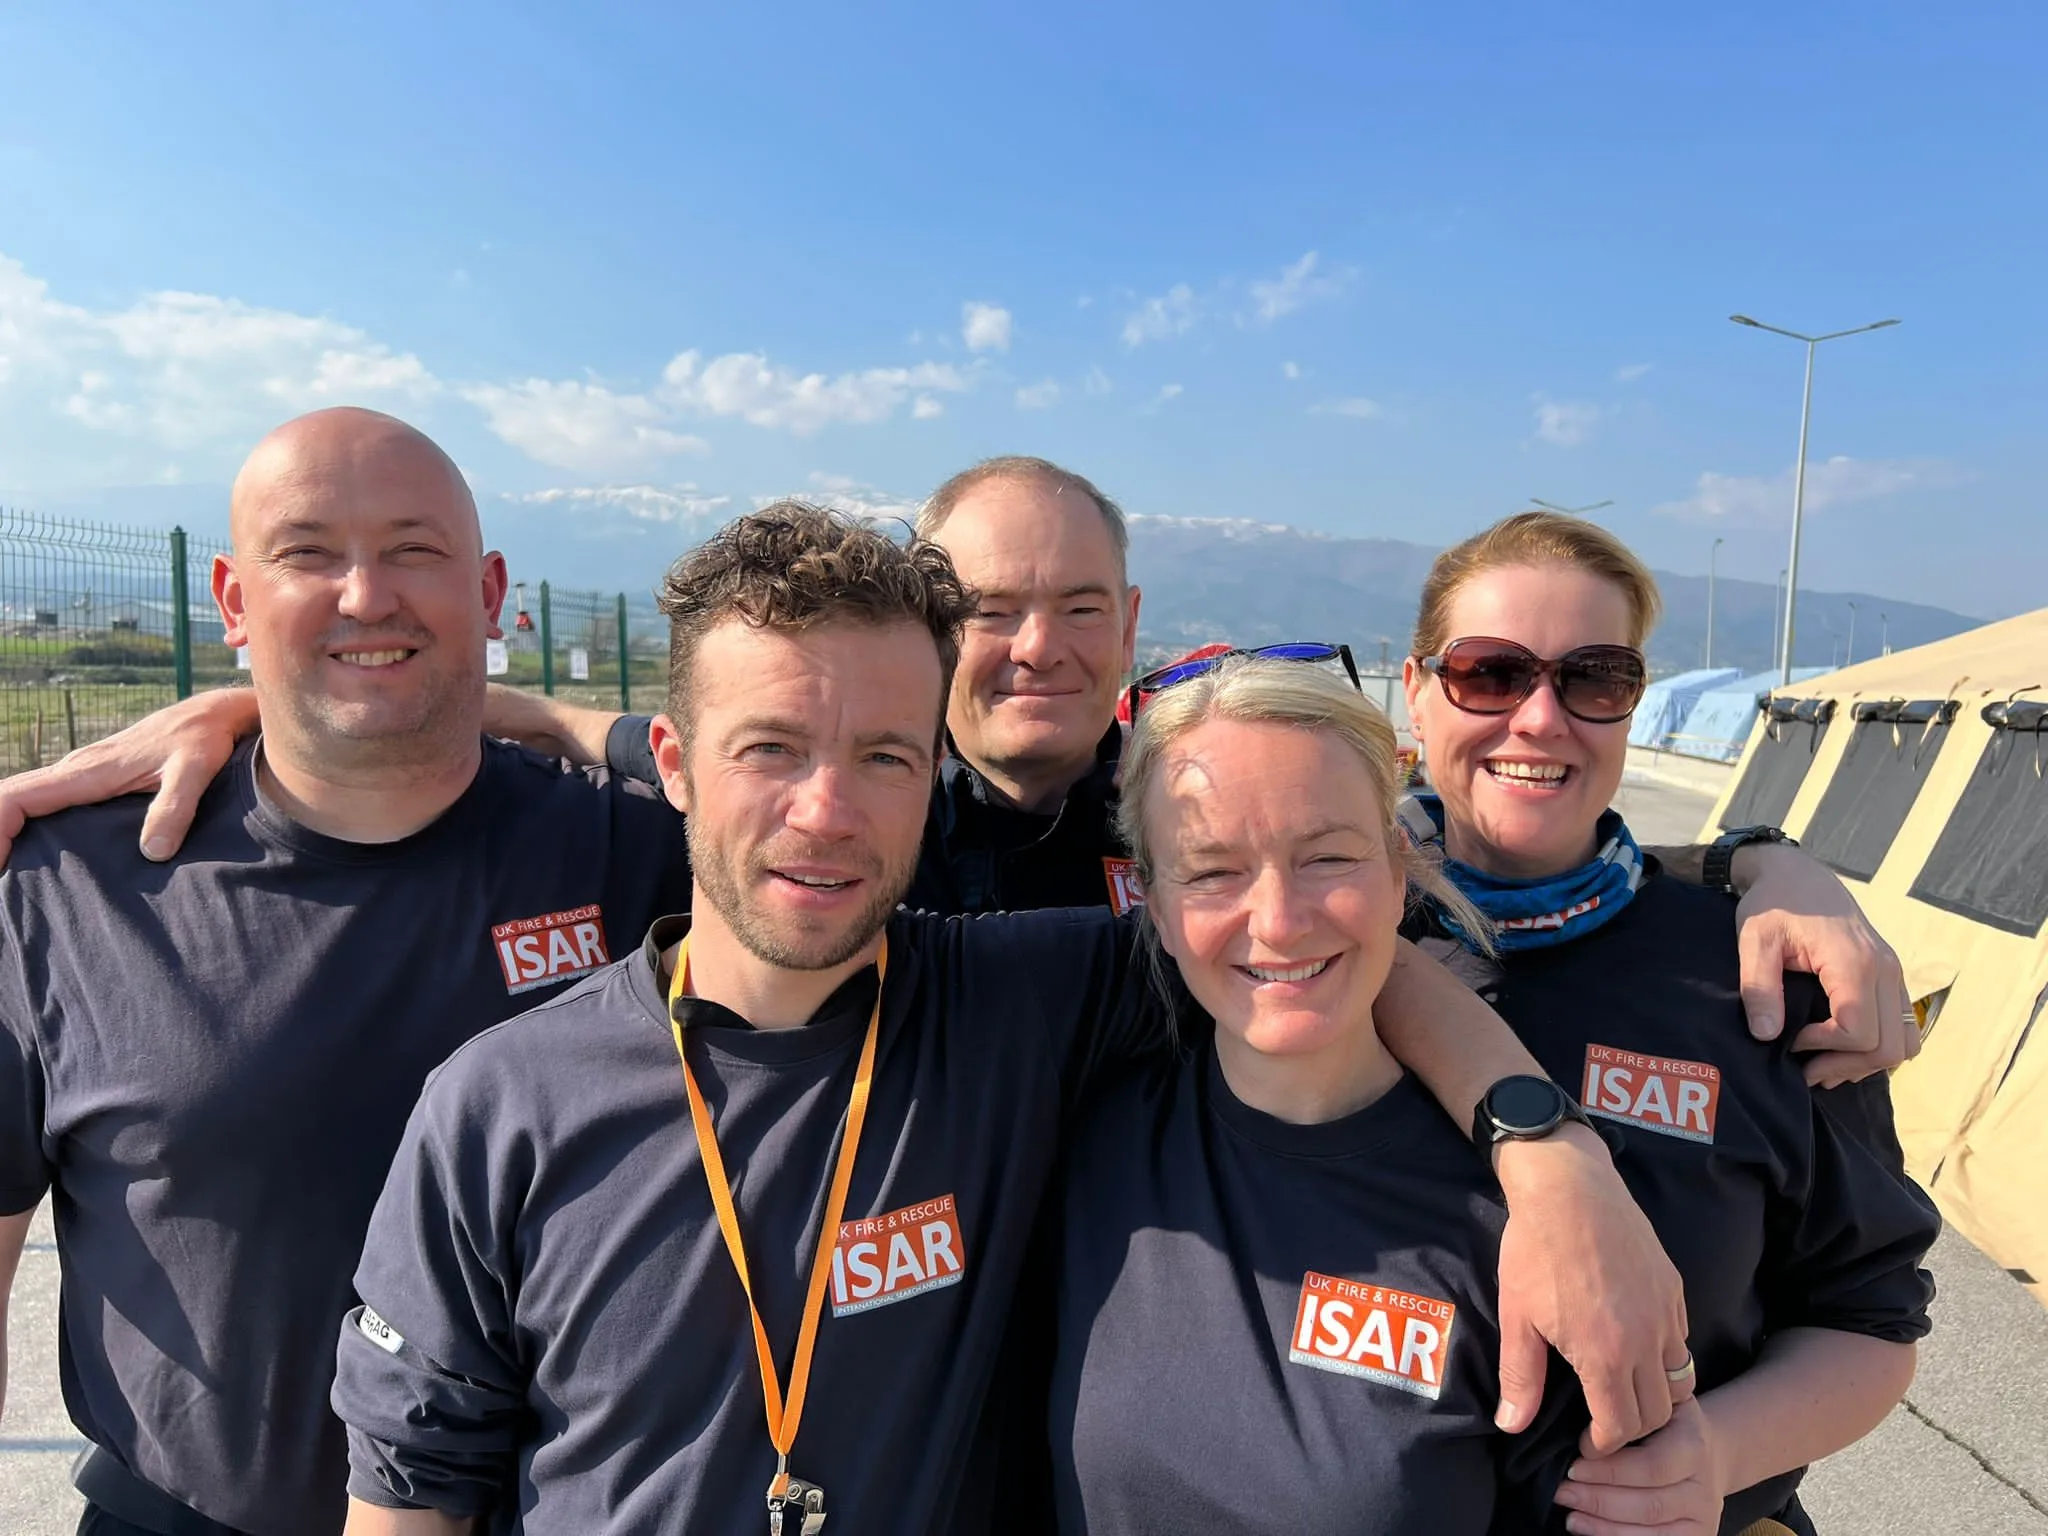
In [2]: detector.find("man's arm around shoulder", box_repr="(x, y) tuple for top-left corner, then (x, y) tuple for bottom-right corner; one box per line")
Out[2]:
(481, 685), (625, 767)
(0, 687), (258, 869)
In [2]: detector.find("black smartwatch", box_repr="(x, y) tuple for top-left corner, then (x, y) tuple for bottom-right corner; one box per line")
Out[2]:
(1703, 825), (1797, 895)
(1471, 1074), (1592, 1154)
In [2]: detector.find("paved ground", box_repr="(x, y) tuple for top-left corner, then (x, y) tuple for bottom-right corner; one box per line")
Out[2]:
(5, 776), (2043, 1533)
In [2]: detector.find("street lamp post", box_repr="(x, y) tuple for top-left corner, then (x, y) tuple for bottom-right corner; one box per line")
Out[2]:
(1730, 314), (1900, 686)
(1529, 498), (1615, 516)
(1846, 601), (1858, 666)
(1881, 611), (1890, 656)
(1773, 568), (1787, 673)
(1707, 536), (1724, 670)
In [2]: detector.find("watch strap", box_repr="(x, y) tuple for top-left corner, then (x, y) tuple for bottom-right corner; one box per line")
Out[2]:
(1704, 825), (1795, 894)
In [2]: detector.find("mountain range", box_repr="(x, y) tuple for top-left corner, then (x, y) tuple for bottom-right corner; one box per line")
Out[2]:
(1123, 514), (1985, 679)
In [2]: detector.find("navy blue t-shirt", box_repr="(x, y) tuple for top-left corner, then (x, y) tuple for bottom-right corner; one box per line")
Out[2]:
(1048, 1053), (1587, 1536)
(1406, 870), (1939, 1532)
(0, 737), (692, 1535)
(334, 906), (1165, 1535)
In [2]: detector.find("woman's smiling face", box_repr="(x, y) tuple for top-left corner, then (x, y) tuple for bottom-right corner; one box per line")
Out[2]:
(1404, 562), (1636, 880)
(1140, 715), (1406, 1065)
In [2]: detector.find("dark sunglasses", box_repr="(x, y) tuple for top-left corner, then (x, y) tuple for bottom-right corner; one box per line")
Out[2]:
(1126, 642), (1361, 720)
(1420, 637), (1647, 725)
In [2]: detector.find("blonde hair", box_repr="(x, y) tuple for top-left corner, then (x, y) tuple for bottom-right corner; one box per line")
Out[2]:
(1118, 655), (1492, 949)
(1412, 511), (1663, 659)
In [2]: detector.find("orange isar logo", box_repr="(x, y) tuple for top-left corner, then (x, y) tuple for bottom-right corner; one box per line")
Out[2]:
(1288, 1272), (1456, 1399)
(830, 1194), (967, 1317)
(492, 905), (612, 994)
(1581, 1044), (1720, 1143)
(1103, 857), (1145, 915)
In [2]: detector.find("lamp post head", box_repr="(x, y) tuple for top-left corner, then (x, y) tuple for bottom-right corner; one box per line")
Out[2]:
(1730, 314), (1761, 327)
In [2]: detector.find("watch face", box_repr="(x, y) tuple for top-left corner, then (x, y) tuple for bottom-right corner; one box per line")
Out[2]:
(1490, 1075), (1563, 1133)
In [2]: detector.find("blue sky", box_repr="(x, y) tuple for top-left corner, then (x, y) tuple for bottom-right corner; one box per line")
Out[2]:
(1, 0), (2041, 617)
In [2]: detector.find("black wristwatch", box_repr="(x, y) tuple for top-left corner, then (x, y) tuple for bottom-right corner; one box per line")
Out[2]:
(1702, 825), (1797, 895)
(1471, 1074), (1593, 1154)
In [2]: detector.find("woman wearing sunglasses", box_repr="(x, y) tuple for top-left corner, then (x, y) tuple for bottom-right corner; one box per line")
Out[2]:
(1042, 654), (1611, 1536)
(1397, 512), (1937, 1535)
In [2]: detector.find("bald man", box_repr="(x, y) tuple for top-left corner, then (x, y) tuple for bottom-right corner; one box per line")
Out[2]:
(0, 409), (692, 1536)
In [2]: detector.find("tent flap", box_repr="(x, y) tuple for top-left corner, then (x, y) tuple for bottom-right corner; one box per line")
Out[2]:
(1909, 730), (2048, 937)
(1718, 710), (1834, 830)
(1803, 714), (1957, 881)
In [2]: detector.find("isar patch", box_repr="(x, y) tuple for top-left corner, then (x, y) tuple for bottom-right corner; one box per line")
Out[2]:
(830, 1194), (967, 1317)
(1103, 857), (1145, 915)
(1581, 1043), (1720, 1144)
(492, 904), (611, 994)
(1288, 1272), (1456, 1399)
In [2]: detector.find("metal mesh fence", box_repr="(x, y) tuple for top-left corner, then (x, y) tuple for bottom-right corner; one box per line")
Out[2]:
(497, 580), (666, 713)
(0, 509), (234, 775)
(0, 508), (674, 777)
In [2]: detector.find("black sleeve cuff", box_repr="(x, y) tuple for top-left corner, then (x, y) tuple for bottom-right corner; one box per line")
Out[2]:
(605, 715), (661, 786)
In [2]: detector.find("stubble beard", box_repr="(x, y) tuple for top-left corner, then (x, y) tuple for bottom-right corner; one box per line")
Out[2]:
(686, 818), (916, 973)
(271, 643), (483, 775)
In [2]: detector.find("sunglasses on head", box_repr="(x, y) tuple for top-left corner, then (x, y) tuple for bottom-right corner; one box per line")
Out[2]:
(1420, 637), (1647, 725)
(1125, 642), (1361, 720)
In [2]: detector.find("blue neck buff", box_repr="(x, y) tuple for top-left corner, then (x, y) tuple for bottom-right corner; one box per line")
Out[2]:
(1399, 793), (1644, 953)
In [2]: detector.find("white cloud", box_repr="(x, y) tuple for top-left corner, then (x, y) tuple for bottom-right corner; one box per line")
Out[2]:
(1084, 365), (1113, 396)
(1653, 456), (1948, 526)
(1532, 396), (1601, 447)
(504, 484), (731, 524)
(1247, 251), (1344, 323)
(961, 302), (1012, 354)
(1121, 284), (1199, 348)
(1014, 379), (1061, 410)
(0, 249), (975, 490)
(1615, 362), (1652, 382)
(787, 471), (921, 526)
(1312, 397), (1381, 419)
(0, 252), (441, 482)
(1142, 382), (1185, 412)
(659, 350), (968, 435)
(462, 378), (708, 474)
(1282, 360), (1301, 381)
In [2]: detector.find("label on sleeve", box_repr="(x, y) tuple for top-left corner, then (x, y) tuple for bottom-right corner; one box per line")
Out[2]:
(357, 1307), (405, 1355)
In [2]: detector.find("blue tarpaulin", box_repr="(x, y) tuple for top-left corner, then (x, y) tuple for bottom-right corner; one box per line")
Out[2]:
(1673, 667), (1831, 761)
(1629, 667), (1740, 749)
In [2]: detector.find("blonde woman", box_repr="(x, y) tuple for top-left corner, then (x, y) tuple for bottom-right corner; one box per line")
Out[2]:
(1044, 656), (1590, 1535)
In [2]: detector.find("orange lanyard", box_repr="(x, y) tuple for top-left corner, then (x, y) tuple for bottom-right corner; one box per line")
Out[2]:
(667, 934), (884, 1506)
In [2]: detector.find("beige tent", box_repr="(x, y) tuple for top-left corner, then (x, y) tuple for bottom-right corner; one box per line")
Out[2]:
(1701, 607), (2048, 1308)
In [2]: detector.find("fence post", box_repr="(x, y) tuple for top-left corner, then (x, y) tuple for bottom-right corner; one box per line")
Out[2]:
(169, 527), (194, 700)
(616, 593), (631, 713)
(539, 581), (555, 696)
